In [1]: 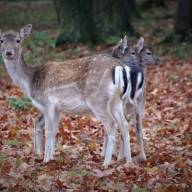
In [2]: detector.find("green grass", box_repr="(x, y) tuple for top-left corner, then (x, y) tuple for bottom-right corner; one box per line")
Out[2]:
(169, 74), (179, 84)
(63, 169), (92, 178)
(5, 139), (24, 147)
(8, 96), (32, 110)
(16, 158), (25, 167)
(132, 187), (146, 192)
(0, 1), (57, 30)
(0, 153), (7, 164)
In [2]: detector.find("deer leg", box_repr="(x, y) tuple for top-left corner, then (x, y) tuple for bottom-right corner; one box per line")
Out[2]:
(135, 112), (146, 161)
(34, 113), (44, 156)
(44, 106), (60, 162)
(111, 99), (132, 165)
(50, 110), (60, 160)
(86, 97), (117, 168)
(117, 134), (124, 161)
(97, 116), (117, 168)
(103, 127), (116, 168)
(101, 132), (108, 158)
(117, 103), (132, 161)
(102, 131), (117, 158)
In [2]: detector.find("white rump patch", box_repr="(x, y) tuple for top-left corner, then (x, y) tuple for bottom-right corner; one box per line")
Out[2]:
(135, 72), (143, 99)
(122, 66), (132, 102)
(114, 66), (124, 92)
(136, 72), (142, 90)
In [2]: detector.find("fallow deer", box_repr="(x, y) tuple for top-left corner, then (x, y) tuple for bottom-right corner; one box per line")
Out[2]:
(112, 36), (160, 161)
(0, 25), (146, 168)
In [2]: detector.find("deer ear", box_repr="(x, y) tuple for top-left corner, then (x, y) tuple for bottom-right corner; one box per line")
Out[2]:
(112, 38), (123, 57)
(122, 35), (128, 53)
(20, 24), (32, 39)
(136, 37), (144, 53)
(116, 38), (123, 47)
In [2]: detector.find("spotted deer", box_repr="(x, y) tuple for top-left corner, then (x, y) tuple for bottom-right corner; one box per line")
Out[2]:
(0, 24), (145, 168)
(112, 36), (160, 161)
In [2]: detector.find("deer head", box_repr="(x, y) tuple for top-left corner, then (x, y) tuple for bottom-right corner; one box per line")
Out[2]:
(112, 35), (141, 65)
(134, 37), (160, 66)
(0, 24), (32, 61)
(112, 36), (160, 67)
(112, 35), (128, 59)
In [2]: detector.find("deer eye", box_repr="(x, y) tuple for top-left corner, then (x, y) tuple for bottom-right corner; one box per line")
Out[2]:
(16, 39), (20, 43)
(124, 47), (128, 52)
(0, 40), (3, 43)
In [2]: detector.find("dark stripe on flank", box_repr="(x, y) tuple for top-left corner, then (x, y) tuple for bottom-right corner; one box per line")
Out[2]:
(112, 67), (115, 84)
(138, 72), (144, 89)
(122, 68), (128, 95)
(130, 70), (138, 99)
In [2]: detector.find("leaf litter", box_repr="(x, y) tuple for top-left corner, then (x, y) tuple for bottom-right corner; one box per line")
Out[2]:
(0, 55), (192, 191)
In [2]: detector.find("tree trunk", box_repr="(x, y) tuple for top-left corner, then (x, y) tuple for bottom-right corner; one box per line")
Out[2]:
(55, 0), (97, 46)
(142, 0), (165, 9)
(126, 0), (141, 18)
(52, 0), (61, 23)
(54, 0), (134, 45)
(93, 0), (134, 35)
(174, 0), (192, 36)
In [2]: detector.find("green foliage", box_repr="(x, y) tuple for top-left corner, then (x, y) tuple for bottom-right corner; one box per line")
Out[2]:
(24, 31), (57, 66)
(63, 169), (92, 178)
(170, 42), (191, 59)
(105, 35), (122, 45)
(80, 170), (92, 177)
(5, 139), (24, 147)
(28, 31), (55, 49)
(169, 74), (179, 84)
(0, 153), (7, 164)
(8, 96), (32, 110)
(132, 187), (146, 192)
(16, 158), (25, 167)
(0, 1), (59, 67)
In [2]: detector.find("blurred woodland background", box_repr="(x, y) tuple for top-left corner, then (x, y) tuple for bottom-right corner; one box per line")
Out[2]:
(0, 0), (191, 191)
(0, 0), (191, 70)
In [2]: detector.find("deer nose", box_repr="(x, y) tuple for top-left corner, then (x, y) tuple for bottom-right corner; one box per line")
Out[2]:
(155, 56), (160, 64)
(5, 50), (13, 56)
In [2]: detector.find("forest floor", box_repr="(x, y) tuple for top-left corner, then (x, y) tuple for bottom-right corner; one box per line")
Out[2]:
(0, 55), (192, 191)
(0, 0), (192, 191)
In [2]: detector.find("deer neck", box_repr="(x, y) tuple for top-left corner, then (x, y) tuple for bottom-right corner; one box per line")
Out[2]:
(143, 67), (147, 76)
(4, 54), (34, 96)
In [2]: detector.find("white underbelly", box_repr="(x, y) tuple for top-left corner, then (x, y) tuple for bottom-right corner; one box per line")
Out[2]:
(47, 83), (92, 115)
(58, 96), (92, 115)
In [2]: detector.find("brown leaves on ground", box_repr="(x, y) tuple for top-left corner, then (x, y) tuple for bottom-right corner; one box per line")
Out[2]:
(0, 56), (191, 191)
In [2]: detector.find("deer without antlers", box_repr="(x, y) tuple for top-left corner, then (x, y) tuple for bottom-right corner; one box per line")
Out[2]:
(0, 24), (143, 168)
(112, 36), (160, 161)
